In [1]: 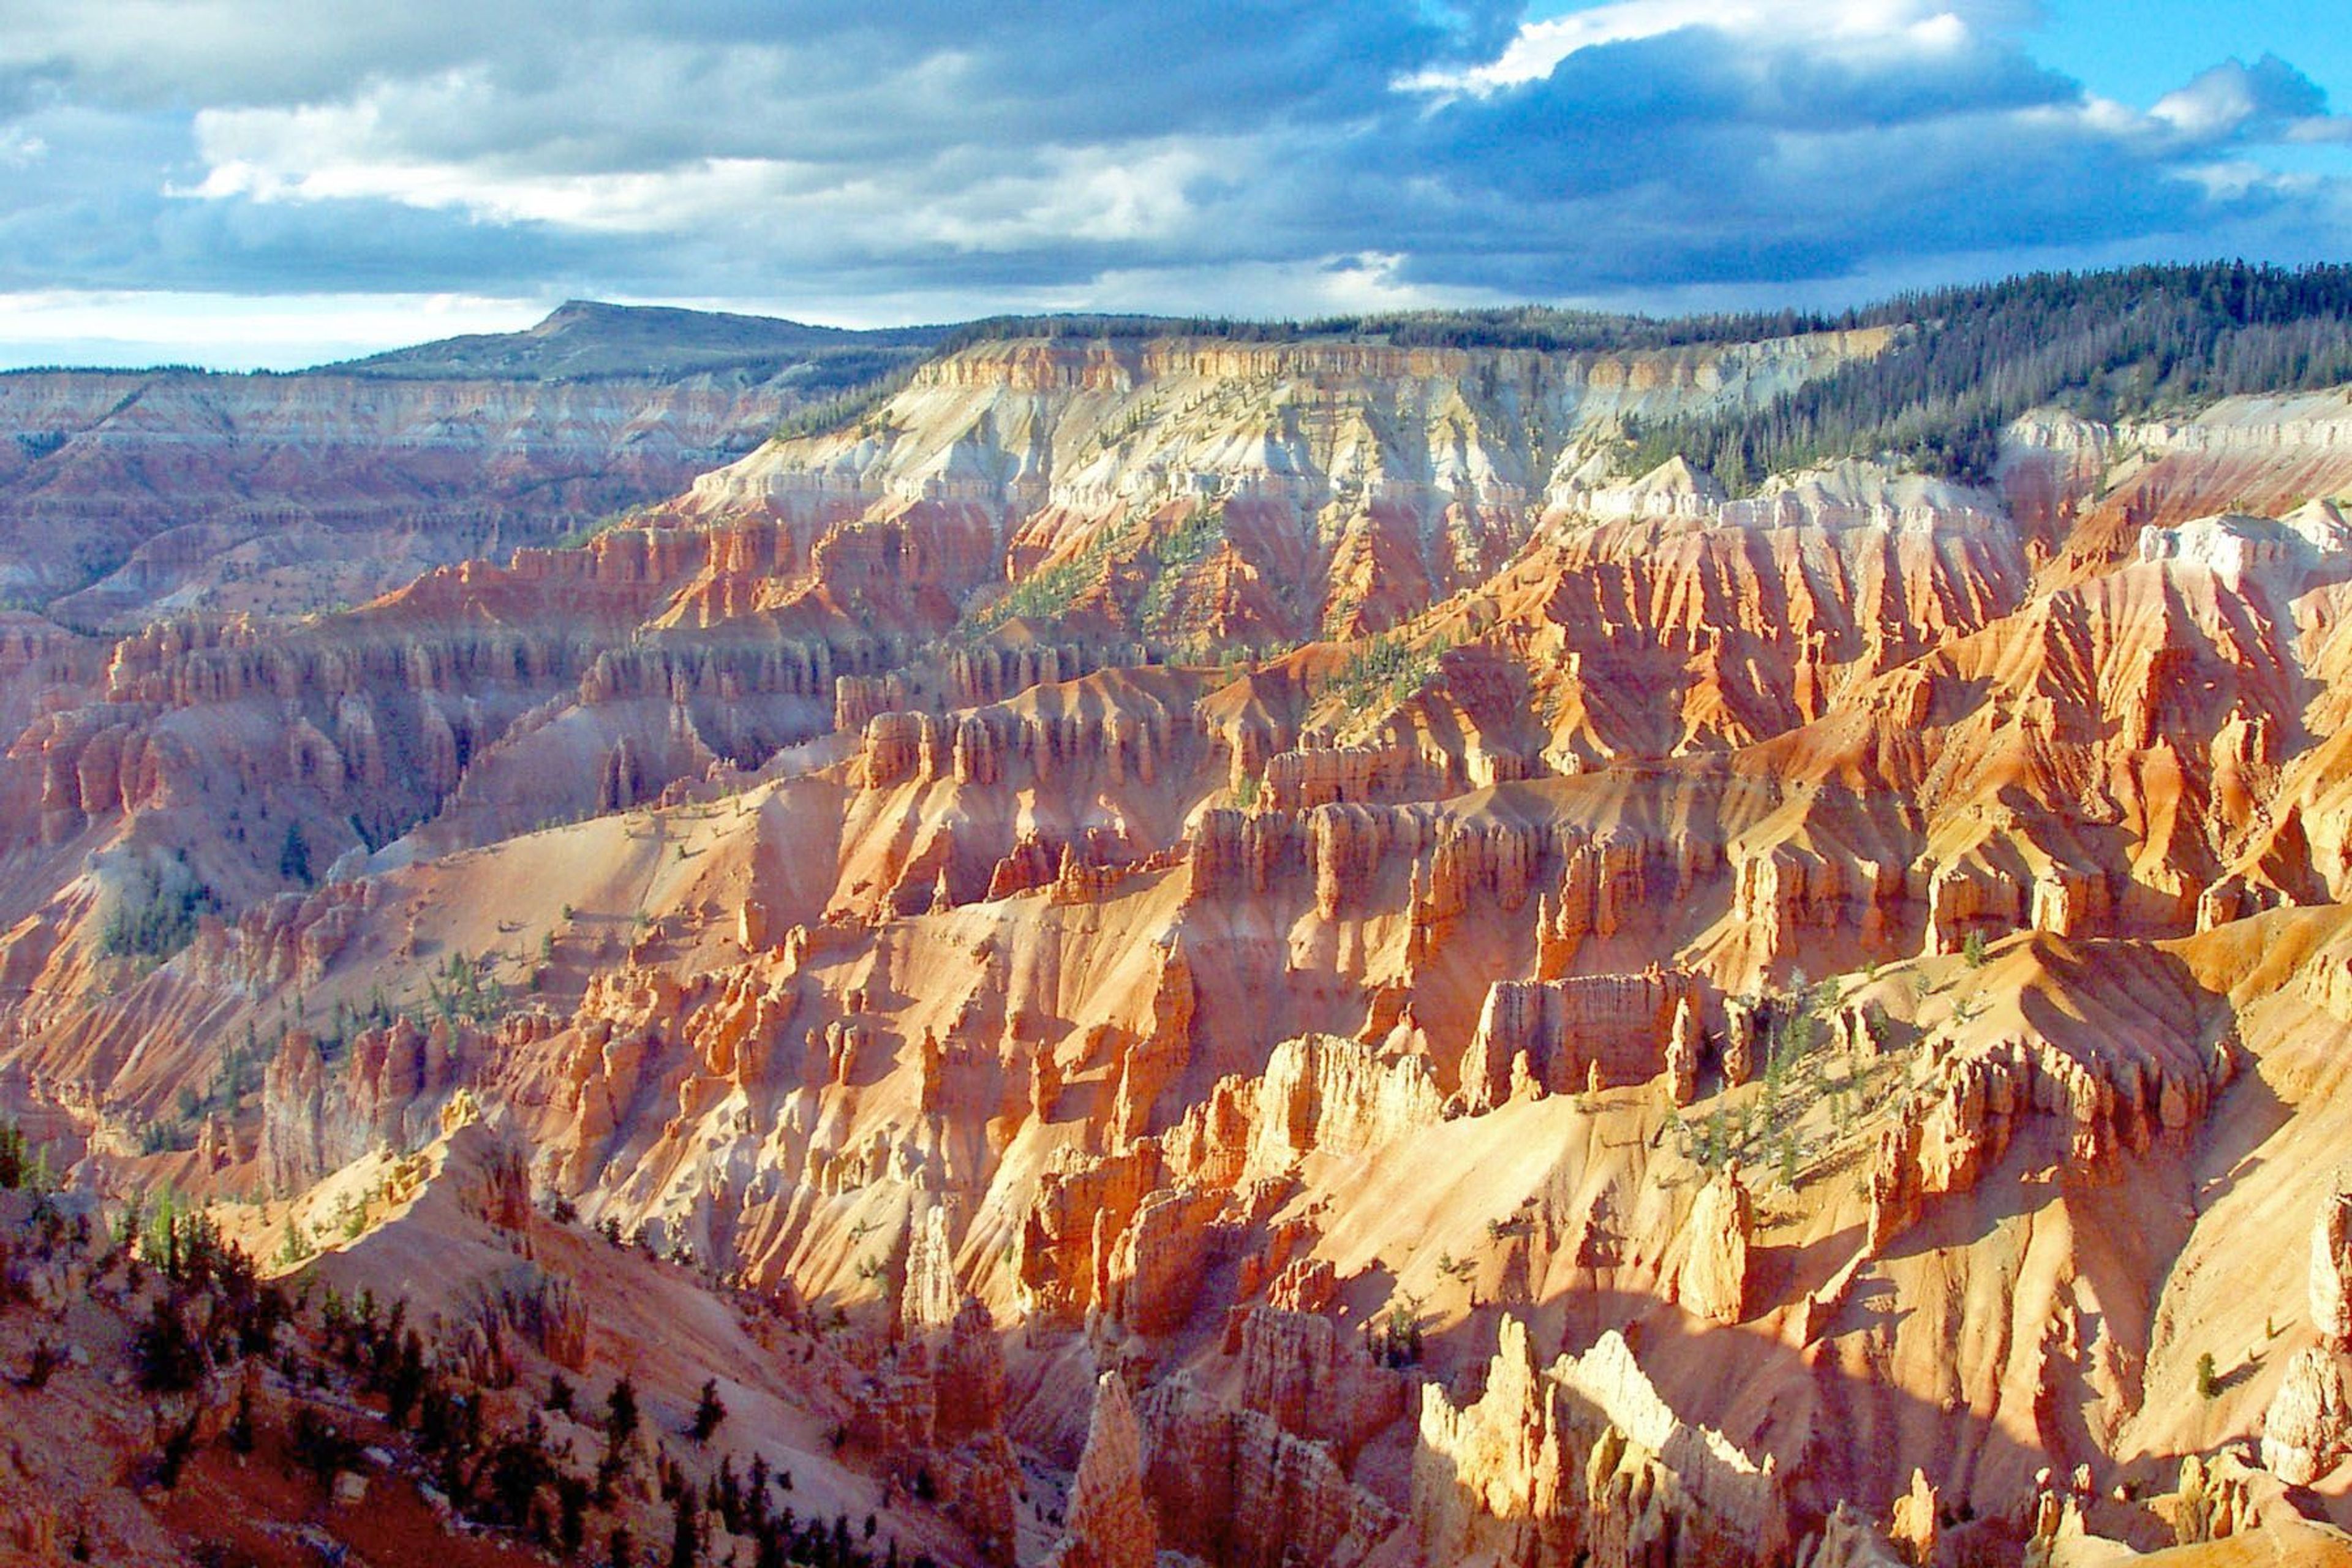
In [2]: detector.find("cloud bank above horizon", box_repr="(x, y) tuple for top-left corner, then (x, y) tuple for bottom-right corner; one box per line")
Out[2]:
(1, 0), (2348, 368)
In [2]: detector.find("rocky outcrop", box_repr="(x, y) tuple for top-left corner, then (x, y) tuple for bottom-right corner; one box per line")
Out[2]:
(693, 328), (1885, 644)
(1865, 1022), (2235, 1249)
(2263, 1346), (2352, 1486)
(1461, 972), (1691, 1109)
(1134, 1375), (1403, 1568)
(2313, 1176), (2352, 1352)
(1666, 995), (1702, 1106)
(1019, 1031), (1446, 1335)
(0, 355), (851, 619)
(447, 1261), (592, 1385)
(1798, 1505), (1910, 1568)
(1049, 1371), (1155, 1568)
(853, 1293), (1019, 1566)
(1014, 1137), (1175, 1325)
(1887, 1469), (1936, 1566)
(1165, 1033), (1444, 1188)
(2171, 1452), (2252, 1547)
(1414, 1317), (1788, 1568)
(21, 314), (2352, 1568)
(1108, 936), (1197, 1144)
(1411, 1317), (1569, 1566)
(260, 1014), (504, 1191)
(1677, 1165), (1753, 1325)
(183, 881), (374, 990)
(902, 1204), (964, 1333)
(1106, 1188), (1230, 1335)
(1232, 1306), (1411, 1459)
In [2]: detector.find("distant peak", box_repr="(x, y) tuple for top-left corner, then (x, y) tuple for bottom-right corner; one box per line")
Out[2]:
(532, 300), (634, 332)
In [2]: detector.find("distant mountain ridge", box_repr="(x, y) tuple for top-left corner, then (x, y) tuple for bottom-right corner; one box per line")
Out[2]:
(326, 299), (946, 382)
(0, 299), (951, 622)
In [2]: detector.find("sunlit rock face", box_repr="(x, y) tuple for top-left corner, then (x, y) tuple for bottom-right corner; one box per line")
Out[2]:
(21, 316), (2352, 1566)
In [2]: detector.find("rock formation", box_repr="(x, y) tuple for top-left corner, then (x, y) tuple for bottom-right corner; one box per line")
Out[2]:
(1414, 1317), (1789, 1568)
(1049, 1372), (1156, 1568)
(2315, 1175), (2352, 1352)
(15, 298), (2352, 1566)
(1677, 1164), (1752, 1325)
(2263, 1347), (2352, 1486)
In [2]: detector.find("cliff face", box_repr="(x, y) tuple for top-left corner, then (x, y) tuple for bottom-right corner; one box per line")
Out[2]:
(0, 364), (820, 625)
(17, 330), (2352, 1567)
(682, 329), (1891, 644)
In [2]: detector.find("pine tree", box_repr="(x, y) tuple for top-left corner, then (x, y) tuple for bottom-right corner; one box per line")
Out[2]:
(668, 1488), (701, 1568)
(606, 1374), (641, 1454)
(690, 1377), (728, 1443)
(279, 821), (312, 886)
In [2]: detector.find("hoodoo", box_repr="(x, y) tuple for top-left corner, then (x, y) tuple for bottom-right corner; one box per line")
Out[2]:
(13, 270), (2352, 1564)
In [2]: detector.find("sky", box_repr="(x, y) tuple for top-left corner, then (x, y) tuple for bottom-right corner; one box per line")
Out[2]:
(0, 0), (2346, 370)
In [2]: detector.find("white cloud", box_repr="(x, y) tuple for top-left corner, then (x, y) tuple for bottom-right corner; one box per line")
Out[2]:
(1404, 0), (2034, 93)
(0, 0), (2343, 366)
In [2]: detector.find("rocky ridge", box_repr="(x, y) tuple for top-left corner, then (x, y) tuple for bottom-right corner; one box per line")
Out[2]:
(7, 322), (2352, 1565)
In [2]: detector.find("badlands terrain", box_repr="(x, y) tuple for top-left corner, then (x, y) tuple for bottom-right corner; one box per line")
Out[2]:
(6, 274), (2352, 1566)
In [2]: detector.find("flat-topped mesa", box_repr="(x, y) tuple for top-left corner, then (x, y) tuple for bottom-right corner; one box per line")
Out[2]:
(1413, 1316), (1789, 1568)
(1461, 971), (1696, 1110)
(876, 336), (1892, 446)
(0, 361), (823, 622)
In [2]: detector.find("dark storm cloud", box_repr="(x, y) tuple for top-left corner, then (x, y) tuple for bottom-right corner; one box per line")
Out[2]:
(0, 1), (2346, 317)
